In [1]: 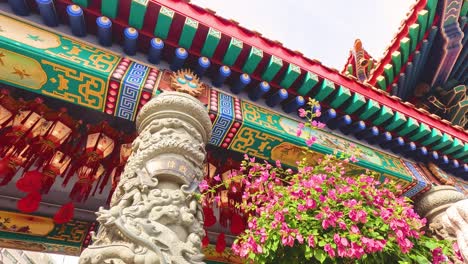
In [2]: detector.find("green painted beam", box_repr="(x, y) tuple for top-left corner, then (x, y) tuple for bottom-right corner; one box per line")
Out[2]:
(453, 144), (468, 159)
(400, 37), (411, 63)
(242, 47), (263, 74)
(376, 75), (387, 90)
(129, 0), (149, 30)
(397, 117), (419, 136)
(420, 128), (443, 146)
(360, 99), (380, 120)
(296, 72), (319, 96)
(201, 28), (221, 58)
(409, 23), (420, 51)
(391, 51), (402, 75)
(222, 38), (243, 66)
(72, 0), (90, 7)
(154, 6), (174, 39)
(417, 10), (429, 38)
(372, 105), (393, 125)
(344, 93), (366, 114)
(280, 64), (301, 88)
(385, 112), (407, 131)
(427, 0), (438, 27)
(178, 17), (198, 49)
(409, 122), (431, 141)
(431, 133), (453, 151)
(329, 86), (351, 108)
(101, 0), (119, 18)
(384, 64), (394, 86)
(442, 138), (464, 155)
(314, 79), (335, 101)
(261, 56), (283, 82)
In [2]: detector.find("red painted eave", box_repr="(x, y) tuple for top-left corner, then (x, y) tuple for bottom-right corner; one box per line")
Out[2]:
(155, 0), (468, 142)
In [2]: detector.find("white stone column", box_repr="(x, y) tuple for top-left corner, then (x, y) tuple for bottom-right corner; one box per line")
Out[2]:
(79, 92), (212, 264)
(414, 186), (468, 262)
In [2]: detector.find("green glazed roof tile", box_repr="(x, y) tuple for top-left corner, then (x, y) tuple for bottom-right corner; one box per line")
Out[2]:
(330, 86), (351, 109)
(201, 28), (221, 58)
(372, 106), (393, 125)
(296, 72), (319, 96)
(400, 37), (410, 63)
(391, 51), (402, 75)
(101, 0), (119, 18)
(376, 75), (387, 90)
(280, 64), (301, 89)
(453, 144), (468, 159)
(442, 138), (464, 155)
(262, 56), (283, 82)
(409, 24), (420, 51)
(417, 10), (429, 38)
(129, 0), (149, 29)
(409, 122), (431, 141)
(242, 47), (263, 74)
(398, 117), (419, 136)
(178, 17), (198, 49)
(154, 6), (174, 39)
(344, 93), (366, 114)
(360, 99), (380, 120)
(222, 38), (243, 66)
(384, 64), (394, 86)
(431, 133), (453, 151)
(420, 128), (442, 146)
(385, 112), (407, 131)
(314, 79), (335, 101)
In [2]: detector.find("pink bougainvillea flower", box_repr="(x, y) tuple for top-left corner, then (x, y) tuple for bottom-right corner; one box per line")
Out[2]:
(298, 108), (307, 117)
(306, 136), (317, 146)
(213, 174), (221, 182)
(324, 244), (336, 258)
(198, 180), (209, 192)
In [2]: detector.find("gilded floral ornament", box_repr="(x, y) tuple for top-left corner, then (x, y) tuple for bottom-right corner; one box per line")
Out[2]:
(170, 69), (203, 97)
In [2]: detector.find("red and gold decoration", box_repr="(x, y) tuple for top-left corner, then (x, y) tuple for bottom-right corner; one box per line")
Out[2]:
(0, 92), (130, 224)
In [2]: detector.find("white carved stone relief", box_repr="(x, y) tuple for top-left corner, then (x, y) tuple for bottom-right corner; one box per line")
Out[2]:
(79, 92), (212, 264)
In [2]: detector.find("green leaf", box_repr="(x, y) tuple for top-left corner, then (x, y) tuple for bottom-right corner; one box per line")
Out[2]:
(314, 249), (327, 263)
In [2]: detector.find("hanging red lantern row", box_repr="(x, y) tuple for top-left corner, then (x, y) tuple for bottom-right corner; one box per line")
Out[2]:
(64, 122), (120, 203)
(95, 134), (135, 203)
(0, 92), (128, 224)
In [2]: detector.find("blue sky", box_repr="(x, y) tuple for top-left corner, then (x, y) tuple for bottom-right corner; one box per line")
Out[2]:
(192, 0), (415, 69)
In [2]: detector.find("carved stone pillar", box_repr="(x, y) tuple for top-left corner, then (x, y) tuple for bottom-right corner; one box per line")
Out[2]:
(79, 92), (212, 264)
(414, 186), (467, 261)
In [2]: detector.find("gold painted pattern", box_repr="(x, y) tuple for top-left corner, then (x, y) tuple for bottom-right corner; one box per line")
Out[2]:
(0, 14), (61, 49)
(0, 48), (47, 89)
(230, 126), (283, 160)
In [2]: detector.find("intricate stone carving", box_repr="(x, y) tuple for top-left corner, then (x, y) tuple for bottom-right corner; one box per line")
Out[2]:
(414, 185), (465, 223)
(79, 92), (211, 264)
(438, 200), (468, 262)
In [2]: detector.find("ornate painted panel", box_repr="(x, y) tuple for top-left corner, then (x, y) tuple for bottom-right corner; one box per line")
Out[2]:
(0, 210), (94, 256)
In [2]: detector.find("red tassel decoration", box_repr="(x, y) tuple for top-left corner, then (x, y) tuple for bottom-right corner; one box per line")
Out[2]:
(230, 212), (245, 235)
(17, 192), (41, 213)
(53, 202), (74, 224)
(0, 157), (16, 186)
(16, 170), (43, 192)
(215, 233), (226, 253)
(202, 232), (210, 248)
(203, 207), (217, 227)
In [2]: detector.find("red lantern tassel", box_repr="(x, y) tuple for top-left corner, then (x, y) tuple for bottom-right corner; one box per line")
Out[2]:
(215, 233), (226, 253)
(0, 157), (17, 186)
(230, 212), (245, 235)
(203, 206), (217, 227)
(69, 178), (93, 203)
(53, 202), (74, 224)
(16, 170), (43, 192)
(17, 192), (41, 213)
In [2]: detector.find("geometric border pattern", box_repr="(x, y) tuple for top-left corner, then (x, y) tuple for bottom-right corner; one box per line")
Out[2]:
(209, 90), (234, 146)
(115, 62), (149, 120)
(402, 160), (431, 198)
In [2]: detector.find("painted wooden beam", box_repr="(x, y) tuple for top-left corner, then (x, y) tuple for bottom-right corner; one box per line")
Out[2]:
(329, 85), (351, 108)
(178, 17), (198, 49)
(344, 93), (366, 114)
(296, 72), (319, 96)
(372, 105), (393, 126)
(154, 6), (174, 39)
(314, 79), (335, 101)
(242, 47), (263, 74)
(222, 38), (243, 66)
(262, 56), (283, 82)
(201, 28), (221, 58)
(101, 0), (119, 18)
(280, 64), (301, 89)
(129, 0), (149, 30)
(386, 112), (407, 131)
(359, 99), (380, 120)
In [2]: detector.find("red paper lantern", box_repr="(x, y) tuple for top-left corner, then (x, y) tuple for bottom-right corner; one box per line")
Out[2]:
(17, 192), (41, 213)
(16, 170), (42, 192)
(39, 151), (71, 194)
(69, 164), (105, 203)
(203, 206), (217, 227)
(230, 212), (245, 235)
